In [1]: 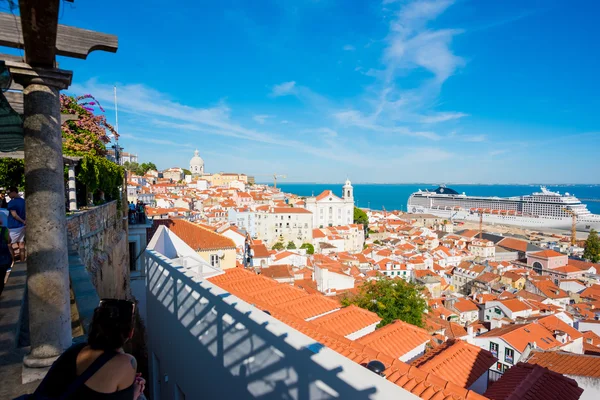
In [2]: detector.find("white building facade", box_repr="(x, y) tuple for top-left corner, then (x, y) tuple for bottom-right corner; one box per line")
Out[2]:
(255, 207), (314, 247)
(305, 180), (355, 228)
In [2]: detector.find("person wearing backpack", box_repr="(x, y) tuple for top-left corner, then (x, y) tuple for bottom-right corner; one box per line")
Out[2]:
(0, 220), (14, 297)
(23, 299), (146, 400)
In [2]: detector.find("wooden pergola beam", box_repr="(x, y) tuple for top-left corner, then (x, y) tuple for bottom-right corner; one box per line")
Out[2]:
(18, 0), (60, 66)
(0, 12), (118, 64)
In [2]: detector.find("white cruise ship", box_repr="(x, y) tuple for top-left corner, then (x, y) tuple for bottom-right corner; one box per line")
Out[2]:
(407, 185), (600, 232)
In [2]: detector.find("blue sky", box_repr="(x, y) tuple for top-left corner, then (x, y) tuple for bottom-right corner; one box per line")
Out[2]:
(40, 0), (600, 183)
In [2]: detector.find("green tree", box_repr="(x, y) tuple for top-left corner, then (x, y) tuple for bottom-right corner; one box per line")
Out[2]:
(286, 241), (297, 250)
(182, 168), (192, 176)
(300, 243), (315, 254)
(373, 240), (382, 245)
(0, 159), (25, 190)
(123, 161), (140, 173)
(139, 162), (157, 174)
(272, 242), (285, 251)
(583, 229), (600, 263)
(353, 207), (369, 228)
(341, 279), (429, 327)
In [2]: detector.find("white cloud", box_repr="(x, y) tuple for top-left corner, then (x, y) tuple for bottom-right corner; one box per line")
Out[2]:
(334, 109), (441, 140)
(489, 149), (508, 156)
(271, 81), (297, 97)
(421, 112), (469, 123)
(252, 114), (273, 124)
(280, 120), (289, 124)
(343, 44), (356, 51)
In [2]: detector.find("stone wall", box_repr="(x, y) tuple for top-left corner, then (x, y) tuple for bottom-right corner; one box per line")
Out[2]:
(66, 201), (130, 299)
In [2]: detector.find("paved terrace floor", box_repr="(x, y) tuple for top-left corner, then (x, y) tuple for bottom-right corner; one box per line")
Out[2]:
(0, 262), (84, 399)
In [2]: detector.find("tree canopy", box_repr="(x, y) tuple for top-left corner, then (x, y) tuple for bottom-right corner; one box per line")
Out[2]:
(300, 243), (315, 254)
(354, 207), (369, 228)
(583, 229), (600, 263)
(341, 278), (429, 328)
(272, 242), (285, 251)
(286, 241), (297, 250)
(0, 159), (25, 190)
(123, 161), (157, 176)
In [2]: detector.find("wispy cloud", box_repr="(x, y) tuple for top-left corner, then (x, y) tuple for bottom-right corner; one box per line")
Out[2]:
(252, 114), (274, 124)
(489, 149), (509, 156)
(119, 132), (195, 148)
(334, 109), (441, 140)
(421, 112), (469, 123)
(343, 44), (356, 51)
(271, 81), (297, 97)
(448, 131), (486, 142)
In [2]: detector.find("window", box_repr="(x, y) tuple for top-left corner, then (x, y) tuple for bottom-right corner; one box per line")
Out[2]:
(210, 254), (220, 268)
(490, 342), (499, 358)
(496, 362), (509, 373)
(505, 348), (514, 364)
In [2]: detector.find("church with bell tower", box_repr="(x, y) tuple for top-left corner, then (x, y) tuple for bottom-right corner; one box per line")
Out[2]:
(305, 179), (355, 228)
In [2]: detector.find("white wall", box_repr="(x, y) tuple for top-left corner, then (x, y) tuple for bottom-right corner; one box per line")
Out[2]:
(568, 375), (600, 400)
(399, 342), (428, 363)
(346, 322), (379, 341)
(314, 266), (354, 294)
(471, 337), (522, 374)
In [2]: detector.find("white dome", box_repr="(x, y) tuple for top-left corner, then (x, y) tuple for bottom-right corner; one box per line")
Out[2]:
(190, 149), (204, 166)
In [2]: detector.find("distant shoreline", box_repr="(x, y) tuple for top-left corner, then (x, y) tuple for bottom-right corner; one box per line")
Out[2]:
(257, 182), (600, 186)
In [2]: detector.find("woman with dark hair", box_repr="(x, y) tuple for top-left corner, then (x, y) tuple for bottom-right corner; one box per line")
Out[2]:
(28, 299), (146, 399)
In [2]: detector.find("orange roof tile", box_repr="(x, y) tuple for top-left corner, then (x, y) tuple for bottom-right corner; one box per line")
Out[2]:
(537, 315), (582, 340)
(499, 299), (532, 313)
(480, 323), (562, 352)
(312, 305), (382, 337)
(357, 320), (431, 360)
(411, 340), (497, 388)
(260, 265), (294, 280)
(530, 249), (565, 259)
(278, 293), (341, 320)
(498, 237), (528, 252)
(484, 362), (583, 400)
(155, 219), (235, 250)
(248, 284), (308, 306)
(271, 207), (312, 214)
(453, 299), (479, 313)
(526, 350), (600, 378)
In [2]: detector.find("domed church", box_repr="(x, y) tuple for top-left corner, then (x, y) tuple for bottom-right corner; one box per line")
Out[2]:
(190, 149), (204, 176)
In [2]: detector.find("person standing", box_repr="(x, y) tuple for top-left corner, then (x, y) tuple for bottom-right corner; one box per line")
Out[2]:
(7, 187), (26, 262)
(0, 220), (14, 297)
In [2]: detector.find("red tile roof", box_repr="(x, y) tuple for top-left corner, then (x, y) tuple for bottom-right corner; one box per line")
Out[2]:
(312, 305), (382, 337)
(453, 299), (479, 313)
(484, 362), (583, 400)
(411, 340), (497, 389)
(155, 219), (235, 250)
(260, 265), (294, 280)
(479, 323), (562, 352)
(526, 350), (600, 378)
(278, 293), (341, 320)
(248, 284), (308, 306)
(357, 320), (431, 360)
(530, 249), (565, 259)
(272, 207), (312, 214)
(498, 237), (528, 252)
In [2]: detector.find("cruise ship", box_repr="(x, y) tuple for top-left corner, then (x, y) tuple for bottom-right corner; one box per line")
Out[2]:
(407, 186), (600, 232)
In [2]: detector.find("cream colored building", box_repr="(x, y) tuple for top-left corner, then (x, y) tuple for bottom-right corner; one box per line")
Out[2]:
(469, 239), (496, 261)
(254, 207), (313, 247)
(206, 173), (248, 187)
(162, 167), (184, 182)
(305, 180), (354, 228)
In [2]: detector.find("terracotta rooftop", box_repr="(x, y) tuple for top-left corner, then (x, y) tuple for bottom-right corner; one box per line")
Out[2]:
(357, 320), (431, 360)
(312, 305), (382, 337)
(155, 219), (235, 251)
(498, 299), (532, 313)
(497, 237), (528, 252)
(484, 362), (583, 400)
(537, 315), (582, 341)
(278, 293), (341, 320)
(530, 249), (565, 259)
(271, 207), (312, 214)
(526, 350), (600, 378)
(480, 323), (562, 353)
(260, 264), (294, 280)
(251, 243), (270, 258)
(411, 340), (497, 389)
(453, 299), (479, 313)
(248, 284), (308, 306)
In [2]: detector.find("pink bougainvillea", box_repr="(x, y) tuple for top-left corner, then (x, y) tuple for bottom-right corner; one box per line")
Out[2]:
(60, 94), (118, 156)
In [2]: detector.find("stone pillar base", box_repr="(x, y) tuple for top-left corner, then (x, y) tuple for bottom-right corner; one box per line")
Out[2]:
(22, 362), (52, 385)
(23, 353), (59, 368)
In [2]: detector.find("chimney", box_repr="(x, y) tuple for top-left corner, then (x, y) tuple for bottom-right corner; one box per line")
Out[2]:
(467, 325), (474, 337)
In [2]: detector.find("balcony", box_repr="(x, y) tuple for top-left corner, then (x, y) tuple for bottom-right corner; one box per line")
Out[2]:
(144, 225), (418, 399)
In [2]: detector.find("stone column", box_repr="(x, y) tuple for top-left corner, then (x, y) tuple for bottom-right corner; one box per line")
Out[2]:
(67, 163), (77, 212)
(13, 66), (74, 367)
